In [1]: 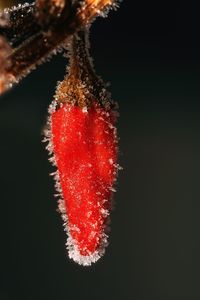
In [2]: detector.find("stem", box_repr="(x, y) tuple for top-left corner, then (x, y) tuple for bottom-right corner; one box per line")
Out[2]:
(55, 30), (112, 109)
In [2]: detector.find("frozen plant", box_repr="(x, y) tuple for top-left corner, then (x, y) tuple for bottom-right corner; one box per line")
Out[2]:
(0, 0), (122, 266)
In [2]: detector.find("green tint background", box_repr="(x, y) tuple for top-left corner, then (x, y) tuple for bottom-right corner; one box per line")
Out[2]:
(0, 1), (200, 299)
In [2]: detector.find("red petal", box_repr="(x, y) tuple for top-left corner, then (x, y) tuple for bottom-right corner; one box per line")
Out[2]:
(50, 101), (118, 265)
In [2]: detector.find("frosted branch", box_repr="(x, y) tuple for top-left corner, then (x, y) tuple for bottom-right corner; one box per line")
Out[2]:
(0, 0), (120, 95)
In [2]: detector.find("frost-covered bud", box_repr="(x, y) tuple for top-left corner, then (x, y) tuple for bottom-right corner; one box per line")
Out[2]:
(44, 30), (119, 266)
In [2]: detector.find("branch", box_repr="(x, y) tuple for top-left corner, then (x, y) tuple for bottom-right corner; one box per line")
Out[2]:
(0, 3), (39, 47)
(0, 0), (119, 95)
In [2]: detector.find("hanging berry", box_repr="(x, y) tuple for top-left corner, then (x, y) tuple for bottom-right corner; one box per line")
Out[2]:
(44, 30), (119, 266)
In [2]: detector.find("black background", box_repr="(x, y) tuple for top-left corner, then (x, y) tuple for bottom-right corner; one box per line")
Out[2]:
(0, 1), (200, 299)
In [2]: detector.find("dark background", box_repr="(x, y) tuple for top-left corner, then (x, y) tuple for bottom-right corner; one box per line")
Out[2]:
(0, 1), (200, 299)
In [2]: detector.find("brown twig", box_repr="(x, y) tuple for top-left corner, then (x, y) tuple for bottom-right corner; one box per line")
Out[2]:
(0, 3), (40, 47)
(0, 0), (119, 95)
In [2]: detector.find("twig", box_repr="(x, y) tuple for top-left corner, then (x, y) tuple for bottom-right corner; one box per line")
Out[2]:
(0, 0), (119, 95)
(0, 3), (39, 47)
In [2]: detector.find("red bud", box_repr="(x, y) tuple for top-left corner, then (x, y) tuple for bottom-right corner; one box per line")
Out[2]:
(44, 30), (119, 266)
